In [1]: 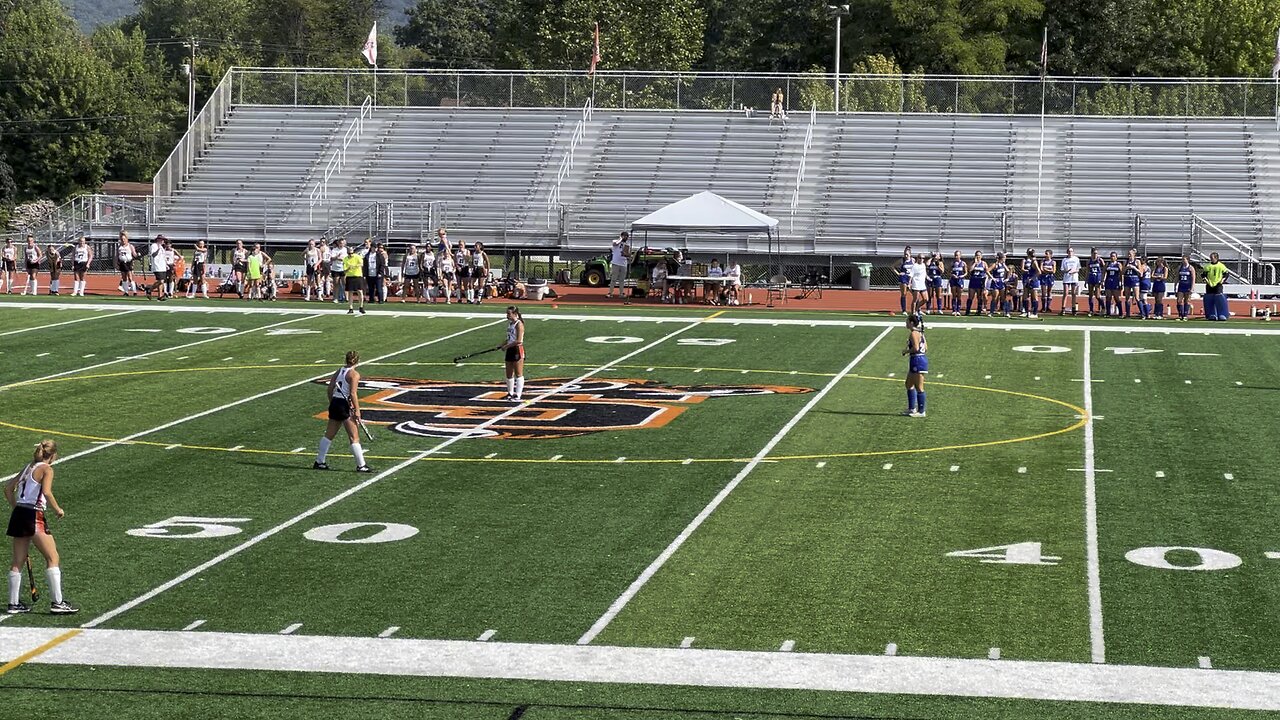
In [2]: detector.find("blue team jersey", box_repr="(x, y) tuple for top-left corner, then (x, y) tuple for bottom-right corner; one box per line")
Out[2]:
(1021, 258), (1038, 277)
(898, 257), (914, 278)
(1087, 258), (1103, 280)
(1105, 262), (1122, 287)
(950, 261), (966, 283)
(1124, 264), (1141, 286)
(1041, 259), (1056, 276)
(1177, 265), (1194, 288)
(926, 262), (940, 280)
(970, 261), (987, 279)
(991, 263), (1007, 279)
(907, 331), (928, 374)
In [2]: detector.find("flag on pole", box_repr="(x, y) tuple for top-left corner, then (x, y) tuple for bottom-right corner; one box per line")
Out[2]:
(1040, 25), (1048, 77)
(1271, 25), (1280, 79)
(589, 22), (601, 75)
(362, 22), (378, 66)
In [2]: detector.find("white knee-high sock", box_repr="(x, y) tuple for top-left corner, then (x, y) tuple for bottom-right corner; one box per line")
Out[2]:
(316, 437), (332, 463)
(8, 570), (19, 605)
(506, 377), (515, 396)
(515, 376), (525, 399)
(46, 567), (62, 603)
(351, 443), (366, 468)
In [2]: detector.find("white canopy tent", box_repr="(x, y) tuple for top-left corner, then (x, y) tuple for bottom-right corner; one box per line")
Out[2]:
(630, 191), (779, 238)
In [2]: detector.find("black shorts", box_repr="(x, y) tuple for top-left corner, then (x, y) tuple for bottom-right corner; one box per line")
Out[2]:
(405, 271), (419, 280)
(457, 267), (471, 280)
(345, 276), (363, 292)
(328, 396), (351, 422)
(2, 259), (14, 272)
(118, 260), (133, 274)
(25, 262), (39, 274)
(233, 262), (248, 274)
(6, 506), (42, 538)
(153, 270), (170, 282)
(73, 262), (88, 274)
(192, 262), (205, 279)
(473, 268), (487, 280)
(319, 265), (331, 277)
(305, 266), (317, 280)
(505, 345), (524, 363)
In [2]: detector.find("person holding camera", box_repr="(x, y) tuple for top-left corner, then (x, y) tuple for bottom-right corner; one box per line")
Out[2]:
(607, 231), (630, 301)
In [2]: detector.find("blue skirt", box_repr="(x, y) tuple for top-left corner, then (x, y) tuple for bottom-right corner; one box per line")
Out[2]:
(909, 355), (929, 374)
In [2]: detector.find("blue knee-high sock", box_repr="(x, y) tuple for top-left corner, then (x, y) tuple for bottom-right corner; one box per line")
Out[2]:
(907, 387), (918, 412)
(1031, 297), (1039, 314)
(1042, 295), (1051, 313)
(1124, 300), (1131, 317)
(1003, 300), (1011, 314)
(917, 390), (926, 414)
(965, 297), (973, 314)
(900, 295), (907, 313)
(952, 296), (960, 313)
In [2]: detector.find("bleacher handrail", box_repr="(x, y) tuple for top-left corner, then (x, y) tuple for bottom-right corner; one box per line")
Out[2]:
(153, 70), (235, 201)
(547, 97), (593, 228)
(308, 95), (373, 220)
(789, 103), (817, 232)
(225, 66), (1280, 119)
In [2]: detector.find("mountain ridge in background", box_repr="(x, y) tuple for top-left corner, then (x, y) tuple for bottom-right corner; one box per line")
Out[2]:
(63, 0), (416, 30)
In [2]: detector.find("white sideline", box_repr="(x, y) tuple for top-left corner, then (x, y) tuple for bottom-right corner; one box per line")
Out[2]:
(1082, 330), (1106, 663)
(51, 319), (502, 470)
(0, 308), (138, 337)
(2, 314), (314, 391)
(4, 300), (1280, 335)
(2, 628), (1278, 711)
(577, 325), (894, 645)
(82, 313), (714, 629)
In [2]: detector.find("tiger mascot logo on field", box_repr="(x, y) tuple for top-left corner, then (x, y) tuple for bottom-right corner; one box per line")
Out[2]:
(314, 377), (812, 439)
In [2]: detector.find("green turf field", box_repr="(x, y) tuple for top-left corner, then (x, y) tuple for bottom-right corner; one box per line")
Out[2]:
(0, 298), (1278, 718)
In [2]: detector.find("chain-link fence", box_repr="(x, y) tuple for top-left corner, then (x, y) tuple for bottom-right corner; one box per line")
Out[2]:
(227, 68), (1280, 119)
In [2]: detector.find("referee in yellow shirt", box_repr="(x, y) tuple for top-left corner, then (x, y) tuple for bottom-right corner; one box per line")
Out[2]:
(343, 248), (366, 315)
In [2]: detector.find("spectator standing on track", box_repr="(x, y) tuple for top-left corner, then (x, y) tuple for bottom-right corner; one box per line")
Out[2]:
(909, 254), (929, 314)
(246, 243), (265, 300)
(45, 245), (62, 296)
(20, 235), (42, 296)
(607, 231), (630, 301)
(70, 237), (92, 297)
(364, 241), (388, 304)
(344, 242), (366, 315)
(1060, 248), (1081, 316)
(5, 439), (77, 615)
(1201, 252), (1230, 321)
(146, 236), (170, 301)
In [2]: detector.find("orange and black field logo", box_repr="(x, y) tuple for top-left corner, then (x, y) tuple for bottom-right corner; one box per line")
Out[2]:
(315, 377), (812, 439)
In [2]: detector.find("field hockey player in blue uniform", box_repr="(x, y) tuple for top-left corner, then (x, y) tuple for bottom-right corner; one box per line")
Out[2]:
(1175, 255), (1195, 321)
(902, 312), (928, 418)
(1122, 249), (1142, 318)
(1151, 258), (1168, 319)
(965, 251), (987, 315)
(948, 250), (966, 315)
(1039, 250), (1056, 314)
(1020, 249), (1040, 318)
(1138, 258), (1154, 319)
(1103, 251), (1122, 316)
(926, 253), (944, 313)
(1085, 248), (1104, 316)
(988, 251), (1010, 317)
(896, 247), (914, 314)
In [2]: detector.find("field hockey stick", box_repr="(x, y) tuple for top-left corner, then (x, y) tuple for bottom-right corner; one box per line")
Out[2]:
(452, 345), (502, 364)
(340, 390), (374, 442)
(25, 556), (39, 604)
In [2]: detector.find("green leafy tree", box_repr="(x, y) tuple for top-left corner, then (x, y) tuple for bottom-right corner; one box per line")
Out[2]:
(498, 0), (705, 71)
(394, 0), (512, 67)
(92, 25), (186, 181)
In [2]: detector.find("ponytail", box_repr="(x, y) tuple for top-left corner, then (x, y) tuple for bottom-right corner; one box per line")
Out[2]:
(345, 350), (360, 367)
(32, 439), (58, 463)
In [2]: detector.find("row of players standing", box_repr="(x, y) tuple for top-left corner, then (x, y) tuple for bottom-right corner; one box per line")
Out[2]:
(297, 229), (490, 306)
(0, 235), (96, 296)
(896, 247), (1202, 321)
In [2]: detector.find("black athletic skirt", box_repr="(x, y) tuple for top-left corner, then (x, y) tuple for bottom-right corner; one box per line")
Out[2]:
(506, 345), (525, 362)
(328, 396), (351, 421)
(6, 506), (36, 538)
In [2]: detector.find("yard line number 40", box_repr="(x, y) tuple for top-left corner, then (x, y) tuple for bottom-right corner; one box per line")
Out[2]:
(127, 516), (418, 544)
(947, 542), (1261, 571)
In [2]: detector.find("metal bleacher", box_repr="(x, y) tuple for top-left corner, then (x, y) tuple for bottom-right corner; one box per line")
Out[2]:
(563, 113), (802, 250)
(148, 99), (1275, 266)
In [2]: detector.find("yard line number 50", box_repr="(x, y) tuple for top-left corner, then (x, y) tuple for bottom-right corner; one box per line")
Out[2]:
(948, 542), (1262, 571)
(127, 516), (419, 544)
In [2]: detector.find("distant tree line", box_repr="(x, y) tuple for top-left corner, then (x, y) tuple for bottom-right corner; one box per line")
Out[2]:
(4, 0), (1280, 223)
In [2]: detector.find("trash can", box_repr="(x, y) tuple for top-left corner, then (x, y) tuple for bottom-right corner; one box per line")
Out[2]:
(851, 262), (872, 291)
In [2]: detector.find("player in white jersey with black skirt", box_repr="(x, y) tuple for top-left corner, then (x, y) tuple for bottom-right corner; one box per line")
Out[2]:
(454, 245), (471, 302)
(318, 241), (332, 301)
(329, 239), (348, 304)
(187, 240), (209, 299)
(70, 236), (92, 296)
(303, 240), (320, 301)
(116, 232), (137, 296)
(5, 439), (76, 614)
(500, 306), (526, 401)
(471, 242), (490, 303)
(1, 239), (14, 293)
(313, 351), (372, 473)
(20, 235), (43, 295)
(401, 243), (421, 302)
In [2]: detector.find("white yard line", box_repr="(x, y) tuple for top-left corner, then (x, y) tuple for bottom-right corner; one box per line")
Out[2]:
(1, 314), (313, 391)
(6, 628), (1279, 711)
(577, 326), (893, 646)
(52, 320), (503, 471)
(4, 300), (1280, 335)
(82, 314), (715, 629)
(1083, 330), (1106, 664)
(0, 308), (138, 337)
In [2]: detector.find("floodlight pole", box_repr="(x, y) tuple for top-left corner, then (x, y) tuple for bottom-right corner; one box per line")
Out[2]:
(828, 5), (850, 115)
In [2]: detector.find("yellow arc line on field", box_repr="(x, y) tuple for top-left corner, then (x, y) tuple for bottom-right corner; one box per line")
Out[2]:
(0, 629), (81, 676)
(0, 377), (1086, 465)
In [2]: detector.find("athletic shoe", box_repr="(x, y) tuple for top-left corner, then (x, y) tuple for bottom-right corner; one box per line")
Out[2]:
(347, 308), (354, 315)
(1029, 313), (1038, 319)
(355, 465), (374, 473)
(312, 461), (330, 470)
(901, 410), (915, 416)
(914, 411), (926, 418)
(49, 600), (78, 615)
(6, 603), (31, 614)
(504, 394), (515, 401)
(359, 307), (367, 315)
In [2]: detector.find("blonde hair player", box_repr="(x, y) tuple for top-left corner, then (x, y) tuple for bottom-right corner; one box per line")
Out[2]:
(313, 351), (372, 473)
(5, 440), (77, 614)
(500, 306), (525, 401)
(71, 236), (93, 296)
